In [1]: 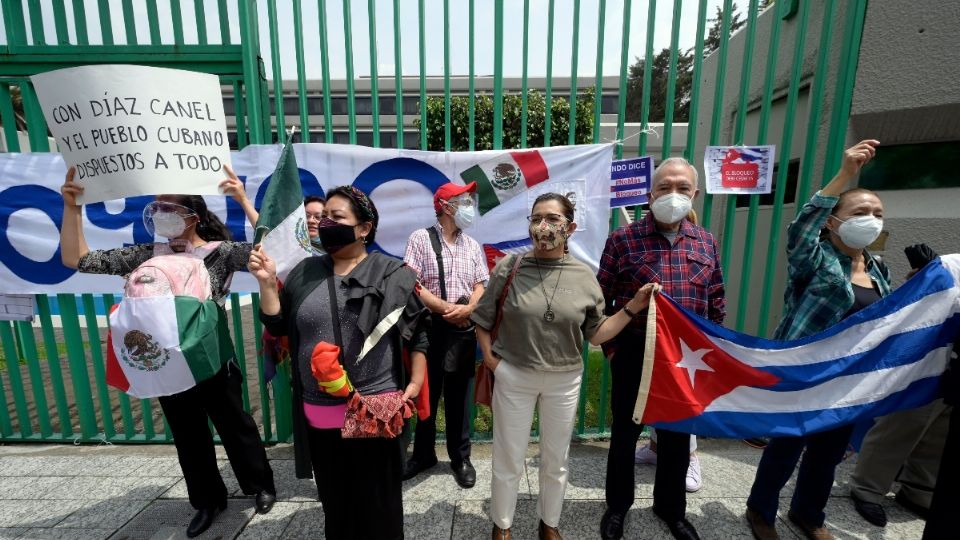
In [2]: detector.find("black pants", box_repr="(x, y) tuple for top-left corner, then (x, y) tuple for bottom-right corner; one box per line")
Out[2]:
(746, 425), (854, 527)
(605, 332), (689, 521)
(923, 404), (960, 539)
(308, 427), (404, 540)
(158, 361), (275, 510)
(411, 324), (474, 465)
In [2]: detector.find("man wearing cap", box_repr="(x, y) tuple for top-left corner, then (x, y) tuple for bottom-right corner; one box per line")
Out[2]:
(402, 182), (489, 488)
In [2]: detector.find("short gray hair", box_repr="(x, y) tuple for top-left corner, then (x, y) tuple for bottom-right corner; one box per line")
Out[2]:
(652, 157), (699, 190)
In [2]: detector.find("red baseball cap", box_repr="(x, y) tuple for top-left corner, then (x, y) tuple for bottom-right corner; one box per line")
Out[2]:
(433, 182), (477, 212)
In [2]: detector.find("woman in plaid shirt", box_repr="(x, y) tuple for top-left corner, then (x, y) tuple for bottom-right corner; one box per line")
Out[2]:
(745, 140), (890, 540)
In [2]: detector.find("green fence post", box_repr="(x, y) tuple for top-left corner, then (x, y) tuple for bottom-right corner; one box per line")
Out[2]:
(0, 83), (22, 152)
(35, 296), (73, 438)
(661, 0), (684, 160)
(169, 0), (185, 46)
(468, 0), (476, 150)
(51, 0), (70, 44)
(194, 0), (208, 45)
(342, 0), (357, 144)
(0, 322), (31, 438)
(637, 0), (657, 158)
(543, 0), (555, 147)
(56, 294), (99, 440)
(757, 0), (812, 337)
(239, 0), (268, 144)
(366, 0), (380, 147)
(251, 294), (273, 442)
(218, 0), (231, 44)
(683, 0), (709, 161)
(418, 0), (427, 150)
(121, 0), (137, 44)
(614, 0), (632, 161)
(733, 0), (774, 333)
(393, 0), (404, 148)
(14, 321), (52, 438)
(96, 0), (114, 45)
(492, 0), (504, 150)
(519, 0), (530, 148)
(146, 0), (161, 44)
(701, 0), (735, 230)
(82, 294), (116, 439)
(566, 0), (581, 146)
(26, 0), (46, 45)
(319, 0), (335, 143)
(591, 0), (607, 145)
(1, 0), (28, 46)
(297, 0), (315, 137)
(267, 0), (286, 138)
(442, 0), (451, 151)
(230, 294), (252, 412)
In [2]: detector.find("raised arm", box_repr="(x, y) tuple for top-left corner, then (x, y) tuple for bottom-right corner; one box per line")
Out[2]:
(219, 165), (259, 227)
(60, 167), (89, 269)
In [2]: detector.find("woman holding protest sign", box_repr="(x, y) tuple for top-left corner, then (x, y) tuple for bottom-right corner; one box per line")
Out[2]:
(745, 140), (890, 540)
(472, 193), (656, 540)
(250, 185), (430, 540)
(59, 166), (276, 538)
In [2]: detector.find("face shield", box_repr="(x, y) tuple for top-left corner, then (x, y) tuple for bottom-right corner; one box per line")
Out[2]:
(143, 201), (198, 238)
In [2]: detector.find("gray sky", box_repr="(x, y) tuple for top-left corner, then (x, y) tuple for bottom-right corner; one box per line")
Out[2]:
(5, 0), (728, 80)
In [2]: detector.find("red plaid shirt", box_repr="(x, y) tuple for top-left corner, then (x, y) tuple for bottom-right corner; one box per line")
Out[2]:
(404, 223), (489, 303)
(597, 213), (726, 356)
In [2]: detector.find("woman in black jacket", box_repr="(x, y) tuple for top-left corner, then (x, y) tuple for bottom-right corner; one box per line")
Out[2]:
(251, 185), (429, 540)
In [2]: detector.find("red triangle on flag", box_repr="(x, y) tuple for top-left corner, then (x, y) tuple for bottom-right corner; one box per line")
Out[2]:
(637, 294), (780, 424)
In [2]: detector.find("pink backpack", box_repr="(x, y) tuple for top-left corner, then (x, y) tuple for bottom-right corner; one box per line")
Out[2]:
(123, 242), (222, 300)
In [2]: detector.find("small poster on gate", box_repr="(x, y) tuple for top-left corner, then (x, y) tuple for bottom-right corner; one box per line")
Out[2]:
(703, 145), (775, 195)
(30, 64), (231, 204)
(610, 156), (653, 208)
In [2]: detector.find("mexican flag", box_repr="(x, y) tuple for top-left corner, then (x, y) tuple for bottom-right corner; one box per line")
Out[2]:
(460, 150), (550, 215)
(105, 296), (234, 398)
(254, 143), (313, 280)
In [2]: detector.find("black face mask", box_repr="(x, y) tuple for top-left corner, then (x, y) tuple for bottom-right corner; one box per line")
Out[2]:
(317, 218), (359, 254)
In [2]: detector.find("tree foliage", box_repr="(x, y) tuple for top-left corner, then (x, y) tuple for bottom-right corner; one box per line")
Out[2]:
(415, 88), (595, 151)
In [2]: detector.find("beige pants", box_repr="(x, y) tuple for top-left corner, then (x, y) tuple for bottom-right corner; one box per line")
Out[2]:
(850, 399), (952, 508)
(490, 361), (582, 529)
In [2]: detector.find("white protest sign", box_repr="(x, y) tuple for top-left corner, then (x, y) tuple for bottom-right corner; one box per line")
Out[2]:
(30, 64), (231, 204)
(704, 145), (776, 195)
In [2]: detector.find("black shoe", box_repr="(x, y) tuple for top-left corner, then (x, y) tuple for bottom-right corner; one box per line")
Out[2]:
(402, 456), (438, 481)
(255, 491), (276, 514)
(851, 493), (887, 527)
(600, 509), (625, 540)
(186, 503), (226, 538)
(653, 507), (701, 540)
(895, 491), (929, 520)
(451, 458), (476, 488)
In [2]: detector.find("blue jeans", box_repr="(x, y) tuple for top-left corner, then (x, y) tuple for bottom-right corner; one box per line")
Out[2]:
(747, 425), (854, 526)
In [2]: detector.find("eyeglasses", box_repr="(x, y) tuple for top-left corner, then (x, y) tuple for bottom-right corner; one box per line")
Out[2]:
(527, 213), (568, 225)
(443, 194), (477, 208)
(305, 213), (324, 222)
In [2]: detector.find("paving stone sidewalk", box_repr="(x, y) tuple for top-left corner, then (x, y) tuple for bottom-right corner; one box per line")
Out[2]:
(0, 439), (927, 539)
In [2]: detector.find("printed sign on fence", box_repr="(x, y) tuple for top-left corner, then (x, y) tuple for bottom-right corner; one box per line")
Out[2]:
(704, 145), (775, 195)
(30, 64), (231, 204)
(610, 156), (653, 208)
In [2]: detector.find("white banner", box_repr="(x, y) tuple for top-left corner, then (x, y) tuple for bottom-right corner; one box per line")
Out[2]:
(0, 143), (613, 294)
(30, 65), (231, 204)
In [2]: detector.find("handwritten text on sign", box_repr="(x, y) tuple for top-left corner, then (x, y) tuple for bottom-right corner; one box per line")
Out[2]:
(610, 156), (653, 208)
(31, 64), (231, 204)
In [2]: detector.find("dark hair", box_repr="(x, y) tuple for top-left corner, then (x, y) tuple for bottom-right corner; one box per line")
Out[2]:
(832, 187), (880, 216)
(304, 195), (326, 206)
(168, 195), (232, 241)
(532, 192), (575, 222)
(325, 186), (379, 245)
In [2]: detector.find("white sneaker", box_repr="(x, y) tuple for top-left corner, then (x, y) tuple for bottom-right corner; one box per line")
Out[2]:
(634, 444), (658, 465)
(685, 455), (702, 492)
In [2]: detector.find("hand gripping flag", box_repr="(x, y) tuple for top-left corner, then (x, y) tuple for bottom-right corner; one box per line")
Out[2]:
(633, 255), (960, 438)
(254, 143), (314, 281)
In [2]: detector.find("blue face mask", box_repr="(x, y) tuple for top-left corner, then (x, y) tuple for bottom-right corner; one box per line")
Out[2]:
(309, 236), (326, 255)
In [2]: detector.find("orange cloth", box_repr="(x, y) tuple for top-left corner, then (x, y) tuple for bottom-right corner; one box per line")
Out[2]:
(310, 341), (353, 397)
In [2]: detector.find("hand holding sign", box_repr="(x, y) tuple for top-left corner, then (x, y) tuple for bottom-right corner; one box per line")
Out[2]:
(31, 65), (231, 204)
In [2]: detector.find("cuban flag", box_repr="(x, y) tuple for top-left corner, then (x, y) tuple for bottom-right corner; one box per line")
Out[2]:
(633, 255), (960, 438)
(722, 147), (765, 164)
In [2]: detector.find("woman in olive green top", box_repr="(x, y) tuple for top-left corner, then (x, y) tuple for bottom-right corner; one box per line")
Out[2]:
(473, 193), (655, 540)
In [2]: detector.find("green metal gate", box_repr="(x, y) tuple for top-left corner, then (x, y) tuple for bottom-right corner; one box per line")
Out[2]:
(0, 0), (868, 443)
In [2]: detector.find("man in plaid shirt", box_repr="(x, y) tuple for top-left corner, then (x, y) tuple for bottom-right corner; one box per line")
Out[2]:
(402, 182), (489, 489)
(598, 158), (726, 540)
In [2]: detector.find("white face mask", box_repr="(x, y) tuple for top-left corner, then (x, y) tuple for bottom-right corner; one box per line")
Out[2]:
(835, 215), (883, 249)
(650, 193), (693, 224)
(453, 203), (477, 230)
(152, 212), (188, 238)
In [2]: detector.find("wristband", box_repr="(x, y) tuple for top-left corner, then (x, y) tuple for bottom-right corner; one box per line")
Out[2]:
(623, 304), (640, 318)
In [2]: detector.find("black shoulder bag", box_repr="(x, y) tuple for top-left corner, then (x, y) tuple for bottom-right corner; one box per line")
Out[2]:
(425, 227), (479, 375)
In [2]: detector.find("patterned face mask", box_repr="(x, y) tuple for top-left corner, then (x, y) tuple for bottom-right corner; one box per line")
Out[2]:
(529, 220), (570, 251)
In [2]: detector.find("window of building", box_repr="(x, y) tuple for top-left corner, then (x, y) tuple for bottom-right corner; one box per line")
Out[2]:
(858, 141), (960, 190)
(733, 158), (799, 208)
(223, 97), (235, 116)
(354, 97), (373, 115)
(331, 97), (348, 115)
(601, 94), (620, 114)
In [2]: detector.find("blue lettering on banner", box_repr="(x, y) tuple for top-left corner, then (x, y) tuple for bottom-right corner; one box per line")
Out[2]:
(610, 156), (653, 208)
(86, 195), (154, 245)
(350, 157), (450, 256)
(0, 185), (75, 284)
